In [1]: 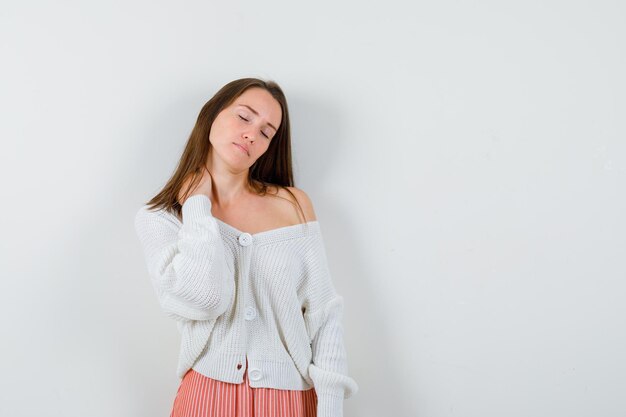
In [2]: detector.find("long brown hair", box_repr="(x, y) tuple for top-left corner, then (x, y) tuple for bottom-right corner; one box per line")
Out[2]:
(143, 77), (305, 222)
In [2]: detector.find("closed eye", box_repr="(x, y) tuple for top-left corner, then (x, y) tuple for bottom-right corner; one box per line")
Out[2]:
(239, 115), (270, 138)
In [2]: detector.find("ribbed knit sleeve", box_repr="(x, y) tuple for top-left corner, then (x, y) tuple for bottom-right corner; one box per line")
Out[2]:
(299, 229), (359, 417)
(133, 194), (234, 322)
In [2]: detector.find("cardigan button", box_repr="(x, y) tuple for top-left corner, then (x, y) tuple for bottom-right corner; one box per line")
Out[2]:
(245, 306), (257, 320)
(237, 363), (242, 370)
(238, 233), (252, 246)
(249, 368), (262, 381)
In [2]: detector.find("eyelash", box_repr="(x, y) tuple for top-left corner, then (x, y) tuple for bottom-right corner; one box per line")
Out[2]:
(239, 115), (269, 138)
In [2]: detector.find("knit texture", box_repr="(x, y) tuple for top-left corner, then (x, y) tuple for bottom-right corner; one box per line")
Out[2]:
(134, 194), (358, 417)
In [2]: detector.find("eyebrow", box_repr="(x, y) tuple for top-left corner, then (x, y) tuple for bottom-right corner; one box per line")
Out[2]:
(237, 104), (278, 131)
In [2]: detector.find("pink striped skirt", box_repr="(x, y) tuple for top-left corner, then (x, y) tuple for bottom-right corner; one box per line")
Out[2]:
(170, 358), (318, 417)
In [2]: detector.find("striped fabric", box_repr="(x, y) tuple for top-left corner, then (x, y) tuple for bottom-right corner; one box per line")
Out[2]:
(170, 357), (318, 417)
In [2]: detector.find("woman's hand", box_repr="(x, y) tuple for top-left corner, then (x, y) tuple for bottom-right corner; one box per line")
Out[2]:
(177, 166), (213, 206)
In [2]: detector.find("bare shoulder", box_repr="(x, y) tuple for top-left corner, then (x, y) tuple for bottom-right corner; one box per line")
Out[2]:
(283, 186), (318, 223)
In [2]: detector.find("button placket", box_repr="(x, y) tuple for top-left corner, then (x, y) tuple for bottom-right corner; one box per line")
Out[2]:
(238, 234), (257, 321)
(237, 232), (255, 379)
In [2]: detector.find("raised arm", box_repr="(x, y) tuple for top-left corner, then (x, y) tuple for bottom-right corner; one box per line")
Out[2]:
(134, 194), (234, 322)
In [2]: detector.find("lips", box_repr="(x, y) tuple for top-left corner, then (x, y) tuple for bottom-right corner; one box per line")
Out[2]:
(233, 142), (249, 156)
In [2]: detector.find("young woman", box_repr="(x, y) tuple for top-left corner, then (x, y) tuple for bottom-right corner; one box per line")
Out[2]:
(134, 78), (358, 417)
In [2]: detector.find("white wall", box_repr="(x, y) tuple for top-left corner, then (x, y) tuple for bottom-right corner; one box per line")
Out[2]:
(1, 1), (624, 416)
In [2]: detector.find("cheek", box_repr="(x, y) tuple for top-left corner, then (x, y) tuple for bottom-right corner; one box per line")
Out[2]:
(210, 118), (236, 142)
(259, 143), (272, 155)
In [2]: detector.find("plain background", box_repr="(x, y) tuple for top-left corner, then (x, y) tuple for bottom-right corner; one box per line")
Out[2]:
(1, 1), (624, 416)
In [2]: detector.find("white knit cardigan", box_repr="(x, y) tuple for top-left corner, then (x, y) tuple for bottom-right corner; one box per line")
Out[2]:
(134, 194), (358, 417)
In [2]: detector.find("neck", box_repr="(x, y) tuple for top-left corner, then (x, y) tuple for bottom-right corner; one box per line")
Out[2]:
(205, 155), (253, 209)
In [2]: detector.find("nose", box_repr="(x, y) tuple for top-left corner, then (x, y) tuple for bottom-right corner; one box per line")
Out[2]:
(243, 132), (255, 143)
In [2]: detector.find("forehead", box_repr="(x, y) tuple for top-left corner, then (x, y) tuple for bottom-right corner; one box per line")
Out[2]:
(233, 88), (282, 128)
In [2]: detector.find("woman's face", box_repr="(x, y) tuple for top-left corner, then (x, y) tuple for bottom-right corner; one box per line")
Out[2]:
(208, 87), (282, 169)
